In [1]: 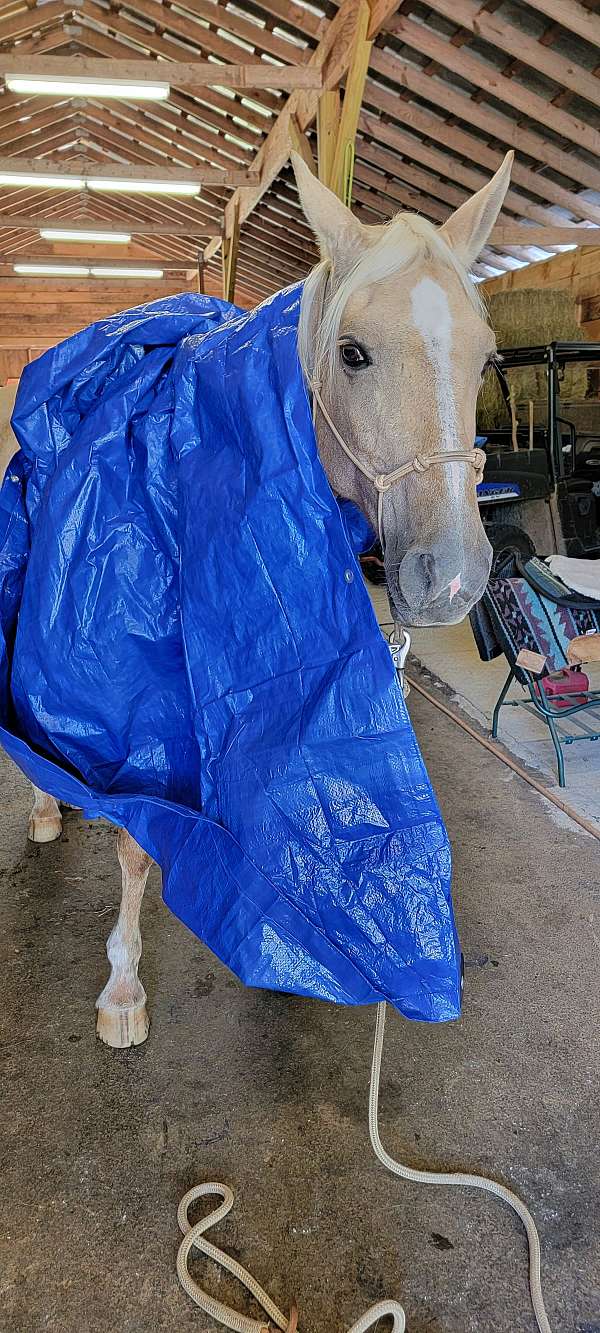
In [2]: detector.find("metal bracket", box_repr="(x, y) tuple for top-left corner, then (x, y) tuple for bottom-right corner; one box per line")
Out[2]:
(388, 625), (411, 698)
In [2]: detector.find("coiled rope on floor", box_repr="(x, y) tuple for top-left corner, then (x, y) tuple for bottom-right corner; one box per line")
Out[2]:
(176, 1000), (551, 1333)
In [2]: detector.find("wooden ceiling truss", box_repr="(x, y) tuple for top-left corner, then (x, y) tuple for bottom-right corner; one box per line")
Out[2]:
(0, 0), (598, 308)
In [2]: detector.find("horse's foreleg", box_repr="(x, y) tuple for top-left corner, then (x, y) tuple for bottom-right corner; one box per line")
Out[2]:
(28, 784), (63, 843)
(96, 828), (152, 1048)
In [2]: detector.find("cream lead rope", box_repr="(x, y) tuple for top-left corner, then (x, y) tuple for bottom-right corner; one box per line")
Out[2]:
(176, 1002), (551, 1333)
(175, 392), (549, 1333)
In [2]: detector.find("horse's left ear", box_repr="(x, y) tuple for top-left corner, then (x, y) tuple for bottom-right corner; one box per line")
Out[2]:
(440, 151), (514, 267)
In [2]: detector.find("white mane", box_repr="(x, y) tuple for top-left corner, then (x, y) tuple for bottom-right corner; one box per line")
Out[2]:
(298, 212), (483, 389)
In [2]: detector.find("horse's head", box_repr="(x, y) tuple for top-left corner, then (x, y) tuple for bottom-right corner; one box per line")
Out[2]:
(294, 151), (513, 627)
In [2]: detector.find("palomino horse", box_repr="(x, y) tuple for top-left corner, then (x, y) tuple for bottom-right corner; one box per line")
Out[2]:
(25, 148), (513, 1047)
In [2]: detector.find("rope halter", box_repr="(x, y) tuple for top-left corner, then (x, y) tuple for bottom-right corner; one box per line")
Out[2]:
(311, 382), (486, 540)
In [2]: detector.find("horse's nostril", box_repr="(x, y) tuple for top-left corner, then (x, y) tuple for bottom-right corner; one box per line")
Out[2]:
(397, 549), (436, 609)
(419, 552), (436, 590)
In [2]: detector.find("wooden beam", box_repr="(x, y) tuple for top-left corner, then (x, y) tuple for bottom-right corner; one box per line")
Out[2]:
(0, 55), (322, 92)
(330, 0), (372, 201)
(424, 0), (600, 112)
(0, 256), (195, 272)
(288, 114), (316, 174)
(0, 155), (255, 188)
(389, 14), (600, 158)
(222, 197), (240, 304)
(517, 0), (600, 47)
(103, 0), (312, 72)
(0, 215), (217, 238)
(317, 91), (340, 186)
(354, 120), (600, 239)
(359, 101), (600, 226)
(0, 105), (78, 150)
(82, 102), (253, 180)
(0, 1), (66, 43)
(75, 7), (289, 112)
(355, 127), (558, 229)
(196, 252), (204, 295)
(365, 54), (600, 195)
(206, 0), (403, 262)
(490, 226), (600, 246)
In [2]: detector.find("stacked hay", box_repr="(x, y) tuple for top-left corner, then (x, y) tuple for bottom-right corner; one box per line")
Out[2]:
(478, 287), (586, 430)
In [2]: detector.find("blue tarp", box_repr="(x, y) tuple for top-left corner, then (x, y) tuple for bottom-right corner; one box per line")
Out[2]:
(0, 285), (461, 1020)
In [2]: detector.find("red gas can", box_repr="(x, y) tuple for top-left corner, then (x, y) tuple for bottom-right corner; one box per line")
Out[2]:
(537, 667), (590, 710)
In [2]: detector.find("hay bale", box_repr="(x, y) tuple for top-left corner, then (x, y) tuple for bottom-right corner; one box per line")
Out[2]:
(479, 287), (586, 429)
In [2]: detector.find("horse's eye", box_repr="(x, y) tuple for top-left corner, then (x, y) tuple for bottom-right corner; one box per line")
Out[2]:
(340, 341), (370, 369)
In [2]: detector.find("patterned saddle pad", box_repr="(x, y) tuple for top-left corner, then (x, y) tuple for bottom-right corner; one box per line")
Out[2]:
(474, 573), (600, 681)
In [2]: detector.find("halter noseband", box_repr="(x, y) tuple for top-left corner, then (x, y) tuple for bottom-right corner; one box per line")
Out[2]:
(311, 382), (486, 540)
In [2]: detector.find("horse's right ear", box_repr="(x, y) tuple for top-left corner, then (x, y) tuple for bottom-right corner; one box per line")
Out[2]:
(440, 151), (513, 268)
(291, 152), (363, 270)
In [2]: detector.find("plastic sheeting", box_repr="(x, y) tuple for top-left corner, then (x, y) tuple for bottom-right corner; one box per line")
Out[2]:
(0, 285), (461, 1021)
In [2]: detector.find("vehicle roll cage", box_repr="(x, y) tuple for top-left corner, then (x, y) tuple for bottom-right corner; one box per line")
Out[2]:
(492, 341), (600, 485)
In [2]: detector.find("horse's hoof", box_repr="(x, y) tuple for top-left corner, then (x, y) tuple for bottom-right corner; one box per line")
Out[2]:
(27, 814), (63, 843)
(96, 1002), (149, 1048)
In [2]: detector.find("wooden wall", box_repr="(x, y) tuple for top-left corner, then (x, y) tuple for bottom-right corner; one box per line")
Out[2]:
(0, 275), (200, 384)
(0, 270), (256, 385)
(483, 247), (600, 341)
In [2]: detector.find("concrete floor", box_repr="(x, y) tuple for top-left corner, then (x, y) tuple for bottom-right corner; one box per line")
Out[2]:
(1, 693), (599, 1333)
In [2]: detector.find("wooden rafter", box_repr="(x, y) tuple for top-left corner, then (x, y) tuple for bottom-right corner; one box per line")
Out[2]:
(288, 114), (316, 174)
(355, 119), (600, 230)
(389, 14), (600, 157)
(0, 215), (217, 237)
(519, 0), (600, 47)
(0, 0), (600, 320)
(366, 50), (600, 194)
(423, 0), (600, 111)
(358, 104), (600, 226)
(0, 153), (256, 186)
(0, 55), (322, 91)
(206, 0), (406, 262)
(490, 227), (600, 247)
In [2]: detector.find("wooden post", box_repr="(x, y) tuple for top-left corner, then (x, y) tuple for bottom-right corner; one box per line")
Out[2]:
(221, 233), (230, 300)
(329, 0), (372, 202)
(317, 91), (340, 187)
(222, 199), (240, 304)
(196, 251), (205, 295)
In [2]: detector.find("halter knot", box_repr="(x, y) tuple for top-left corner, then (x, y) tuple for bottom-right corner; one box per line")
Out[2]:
(472, 447), (486, 476)
(412, 456), (431, 474)
(374, 474), (393, 493)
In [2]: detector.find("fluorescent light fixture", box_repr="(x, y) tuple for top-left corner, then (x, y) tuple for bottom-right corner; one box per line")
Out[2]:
(39, 227), (132, 243)
(5, 75), (170, 100)
(0, 172), (84, 189)
(91, 266), (164, 278)
(0, 171), (198, 197)
(87, 177), (200, 196)
(14, 263), (90, 275)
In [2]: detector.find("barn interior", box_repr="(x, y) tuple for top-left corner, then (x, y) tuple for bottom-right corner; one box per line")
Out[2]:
(1, 1), (600, 1331)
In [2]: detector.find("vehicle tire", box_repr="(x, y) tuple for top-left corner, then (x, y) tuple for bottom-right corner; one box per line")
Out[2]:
(486, 522), (535, 576)
(359, 541), (387, 586)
